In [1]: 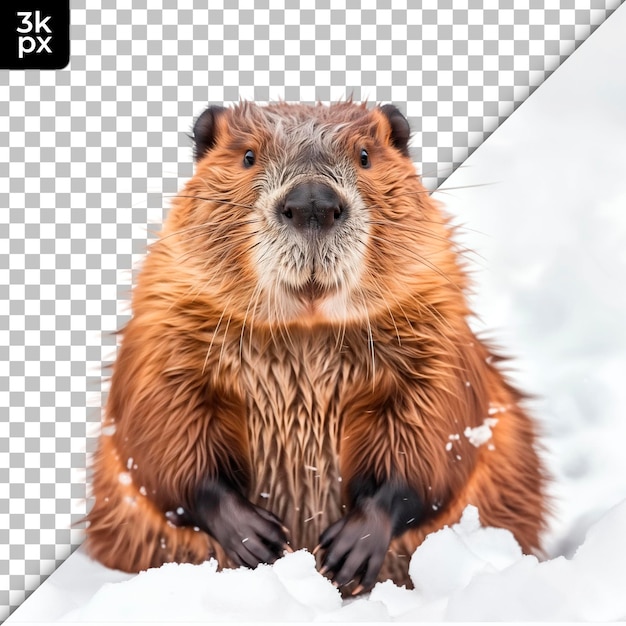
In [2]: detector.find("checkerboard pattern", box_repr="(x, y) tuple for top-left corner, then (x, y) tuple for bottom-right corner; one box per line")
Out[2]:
(2, 0), (622, 619)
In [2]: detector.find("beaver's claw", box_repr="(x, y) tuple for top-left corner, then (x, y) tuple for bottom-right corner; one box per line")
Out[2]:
(317, 501), (392, 594)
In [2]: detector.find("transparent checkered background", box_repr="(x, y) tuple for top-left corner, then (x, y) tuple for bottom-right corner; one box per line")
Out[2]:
(1, 0), (623, 619)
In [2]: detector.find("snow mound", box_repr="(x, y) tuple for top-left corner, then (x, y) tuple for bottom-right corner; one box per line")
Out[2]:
(407, 502), (626, 621)
(60, 549), (340, 622)
(59, 501), (626, 622)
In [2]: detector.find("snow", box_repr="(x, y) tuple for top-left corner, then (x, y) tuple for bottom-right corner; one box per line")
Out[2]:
(29, 502), (626, 622)
(60, 550), (342, 622)
(117, 472), (132, 486)
(101, 423), (116, 436)
(463, 417), (498, 447)
(7, 5), (626, 625)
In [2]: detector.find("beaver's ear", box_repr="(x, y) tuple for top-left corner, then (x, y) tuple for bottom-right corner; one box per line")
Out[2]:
(192, 105), (227, 162)
(379, 104), (411, 157)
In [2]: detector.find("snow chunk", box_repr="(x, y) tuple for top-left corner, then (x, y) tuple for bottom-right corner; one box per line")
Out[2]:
(464, 417), (498, 447)
(488, 403), (508, 416)
(101, 423), (116, 436)
(61, 551), (340, 622)
(446, 500), (626, 620)
(117, 472), (132, 486)
(445, 433), (460, 451)
(368, 579), (422, 618)
(272, 549), (341, 612)
(409, 504), (522, 602)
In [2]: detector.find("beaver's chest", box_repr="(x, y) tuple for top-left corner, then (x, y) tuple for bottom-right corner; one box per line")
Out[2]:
(239, 332), (353, 548)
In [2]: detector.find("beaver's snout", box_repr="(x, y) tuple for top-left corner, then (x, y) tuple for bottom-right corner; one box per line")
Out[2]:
(279, 182), (345, 232)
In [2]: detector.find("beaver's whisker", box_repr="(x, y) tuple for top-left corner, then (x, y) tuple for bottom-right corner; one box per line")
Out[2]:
(152, 222), (213, 242)
(269, 281), (285, 347)
(164, 194), (256, 211)
(366, 217), (464, 246)
(368, 219), (488, 263)
(166, 238), (262, 310)
(172, 236), (256, 266)
(153, 219), (261, 248)
(367, 222), (477, 260)
(216, 311), (234, 378)
(371, 216), (488, 243)
(358, 260), (458, 338)
(203, 298), (232, 376)
(239, 283), (262, 366)
(417, 164), (459, 180)
(178, 238), (265, 277)
(372, 282), (402, 348)
(332, 300), (348, 352)
(366, 230), (476, 264)
(265, 282), (280, 351)
(367, 234), (460, 292)
(432, 182), (497, 195)
(353, 286), (376, 387)
(391, 183), (496, 197)
(246, 281), (265, 361)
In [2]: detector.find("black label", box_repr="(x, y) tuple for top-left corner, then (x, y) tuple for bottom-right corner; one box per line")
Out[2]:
(0, 2), (70, 70)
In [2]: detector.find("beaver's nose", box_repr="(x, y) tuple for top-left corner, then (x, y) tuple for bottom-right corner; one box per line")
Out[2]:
(279, 182), (344, 231)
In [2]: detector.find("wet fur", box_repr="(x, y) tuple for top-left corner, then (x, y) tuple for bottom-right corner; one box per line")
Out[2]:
(85, 101), (548, 592)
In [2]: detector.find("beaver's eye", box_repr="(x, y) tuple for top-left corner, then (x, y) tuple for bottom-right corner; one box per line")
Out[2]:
(359, 148), (370, 169)
(243, 150), (256, 168)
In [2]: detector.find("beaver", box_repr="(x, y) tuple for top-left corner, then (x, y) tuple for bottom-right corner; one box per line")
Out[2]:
(85, 101), (548, 595)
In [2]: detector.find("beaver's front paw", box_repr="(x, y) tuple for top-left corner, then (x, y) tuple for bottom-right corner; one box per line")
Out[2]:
(212, 492), (291, 568)
(317, 501), (392, 595)
(192, 483), (290, 568)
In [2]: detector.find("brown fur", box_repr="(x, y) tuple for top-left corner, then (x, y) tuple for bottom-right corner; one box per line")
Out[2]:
(85, 101), (548, 590)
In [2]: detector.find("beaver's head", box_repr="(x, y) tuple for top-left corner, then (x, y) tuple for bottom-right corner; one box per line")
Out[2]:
(163, 101), (460, 328)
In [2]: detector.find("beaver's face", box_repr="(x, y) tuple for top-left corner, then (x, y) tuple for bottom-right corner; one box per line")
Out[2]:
(167, 102), (451, 327)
